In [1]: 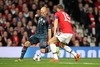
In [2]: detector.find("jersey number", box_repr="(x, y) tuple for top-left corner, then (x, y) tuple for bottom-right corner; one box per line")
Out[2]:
(62, 12), (70, 22)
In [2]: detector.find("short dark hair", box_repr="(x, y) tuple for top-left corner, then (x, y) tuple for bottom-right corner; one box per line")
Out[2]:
(56, 4), (64, 10)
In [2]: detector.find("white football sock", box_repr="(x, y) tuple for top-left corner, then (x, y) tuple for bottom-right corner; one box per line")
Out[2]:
(64, 45), (76, 57)
(50, 44), (58, 59)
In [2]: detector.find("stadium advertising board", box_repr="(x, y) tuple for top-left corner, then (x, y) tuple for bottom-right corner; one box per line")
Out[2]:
(0, 47), (100, 58)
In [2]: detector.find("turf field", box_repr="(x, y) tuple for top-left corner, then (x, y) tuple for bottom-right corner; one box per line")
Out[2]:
(0, 58), (100, 67)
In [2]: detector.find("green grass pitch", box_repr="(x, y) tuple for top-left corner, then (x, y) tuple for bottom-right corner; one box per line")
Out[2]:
(0, 58), (100, 67)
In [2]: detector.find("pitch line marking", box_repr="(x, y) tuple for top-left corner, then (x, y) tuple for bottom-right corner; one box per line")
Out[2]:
(59, 62), (100, 65)
(0, 62), (100, 65)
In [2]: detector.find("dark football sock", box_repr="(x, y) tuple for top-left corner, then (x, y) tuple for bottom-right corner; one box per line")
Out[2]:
(45, 46), (51, 53)
(20, 46), (28, 59)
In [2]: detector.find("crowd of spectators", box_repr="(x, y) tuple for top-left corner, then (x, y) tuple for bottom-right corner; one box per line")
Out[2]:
(64, 0), (100, 46)
(0, 0), (100, 47)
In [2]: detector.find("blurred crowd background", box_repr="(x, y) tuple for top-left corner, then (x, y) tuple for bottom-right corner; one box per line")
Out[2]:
(0, 0), (100, 47)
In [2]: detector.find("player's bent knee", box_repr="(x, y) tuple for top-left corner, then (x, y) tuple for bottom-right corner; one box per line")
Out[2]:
(48, 40), (51, 45)
(48, 39), (58, 45)
(24, 41), (31, 47)
(48, 39), (53, 45)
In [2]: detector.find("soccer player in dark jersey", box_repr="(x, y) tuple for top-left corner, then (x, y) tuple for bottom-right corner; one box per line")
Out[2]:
(48, 4), (80, 62)
(15, 6), (57, 62)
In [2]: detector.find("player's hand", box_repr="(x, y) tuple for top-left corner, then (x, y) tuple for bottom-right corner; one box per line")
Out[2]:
(35, 14), (39, 17)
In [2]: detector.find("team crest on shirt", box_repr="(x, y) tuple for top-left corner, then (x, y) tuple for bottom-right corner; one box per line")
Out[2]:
(38, 17), (46, 25)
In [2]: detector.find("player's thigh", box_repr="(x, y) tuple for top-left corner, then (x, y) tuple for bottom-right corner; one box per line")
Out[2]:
(29, 35), (39, 44)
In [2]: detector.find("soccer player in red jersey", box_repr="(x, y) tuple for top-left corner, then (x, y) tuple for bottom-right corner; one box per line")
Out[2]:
(48, 4), (80, 62)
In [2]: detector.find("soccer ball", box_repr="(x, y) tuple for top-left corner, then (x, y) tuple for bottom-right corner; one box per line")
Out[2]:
(33, 54), (41, 61)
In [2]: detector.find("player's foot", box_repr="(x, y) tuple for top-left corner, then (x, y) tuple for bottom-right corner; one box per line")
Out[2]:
(75, 54), (80, 61)
(50, 58), (60, 62)
(15, 58), (22, 62)
(56, 47), (60, 57)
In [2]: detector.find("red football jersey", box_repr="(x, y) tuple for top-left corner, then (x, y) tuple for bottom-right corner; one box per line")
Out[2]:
(55, 10), (73, 34)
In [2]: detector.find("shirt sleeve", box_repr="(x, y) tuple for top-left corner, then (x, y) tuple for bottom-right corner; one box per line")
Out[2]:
(55, 13), (59, 19)
(46, 16), (51, 29)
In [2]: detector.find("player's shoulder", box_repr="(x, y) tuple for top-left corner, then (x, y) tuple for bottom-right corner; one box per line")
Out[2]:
(56, 11), (65, 15)
(46, 16), (51, 24)
(55, 11), (60, 16)
(55, 11), (60, 14)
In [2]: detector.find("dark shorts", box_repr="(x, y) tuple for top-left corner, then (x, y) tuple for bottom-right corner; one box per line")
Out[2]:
(28, 34), (47, 48)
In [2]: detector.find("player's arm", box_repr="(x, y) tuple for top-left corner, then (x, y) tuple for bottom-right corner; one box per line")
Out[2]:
(53, 16), (58, 36)
(48, 24), (52, 41)
(34, 14), (39, 23)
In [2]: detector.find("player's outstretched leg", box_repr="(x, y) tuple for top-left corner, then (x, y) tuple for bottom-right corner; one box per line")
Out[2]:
(49, 44), (60, 62)
(15, 46), (28, 62)
(15, 41), (30, 62)
(48, 36), (60, 62)
(63, 45), (80, 61)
